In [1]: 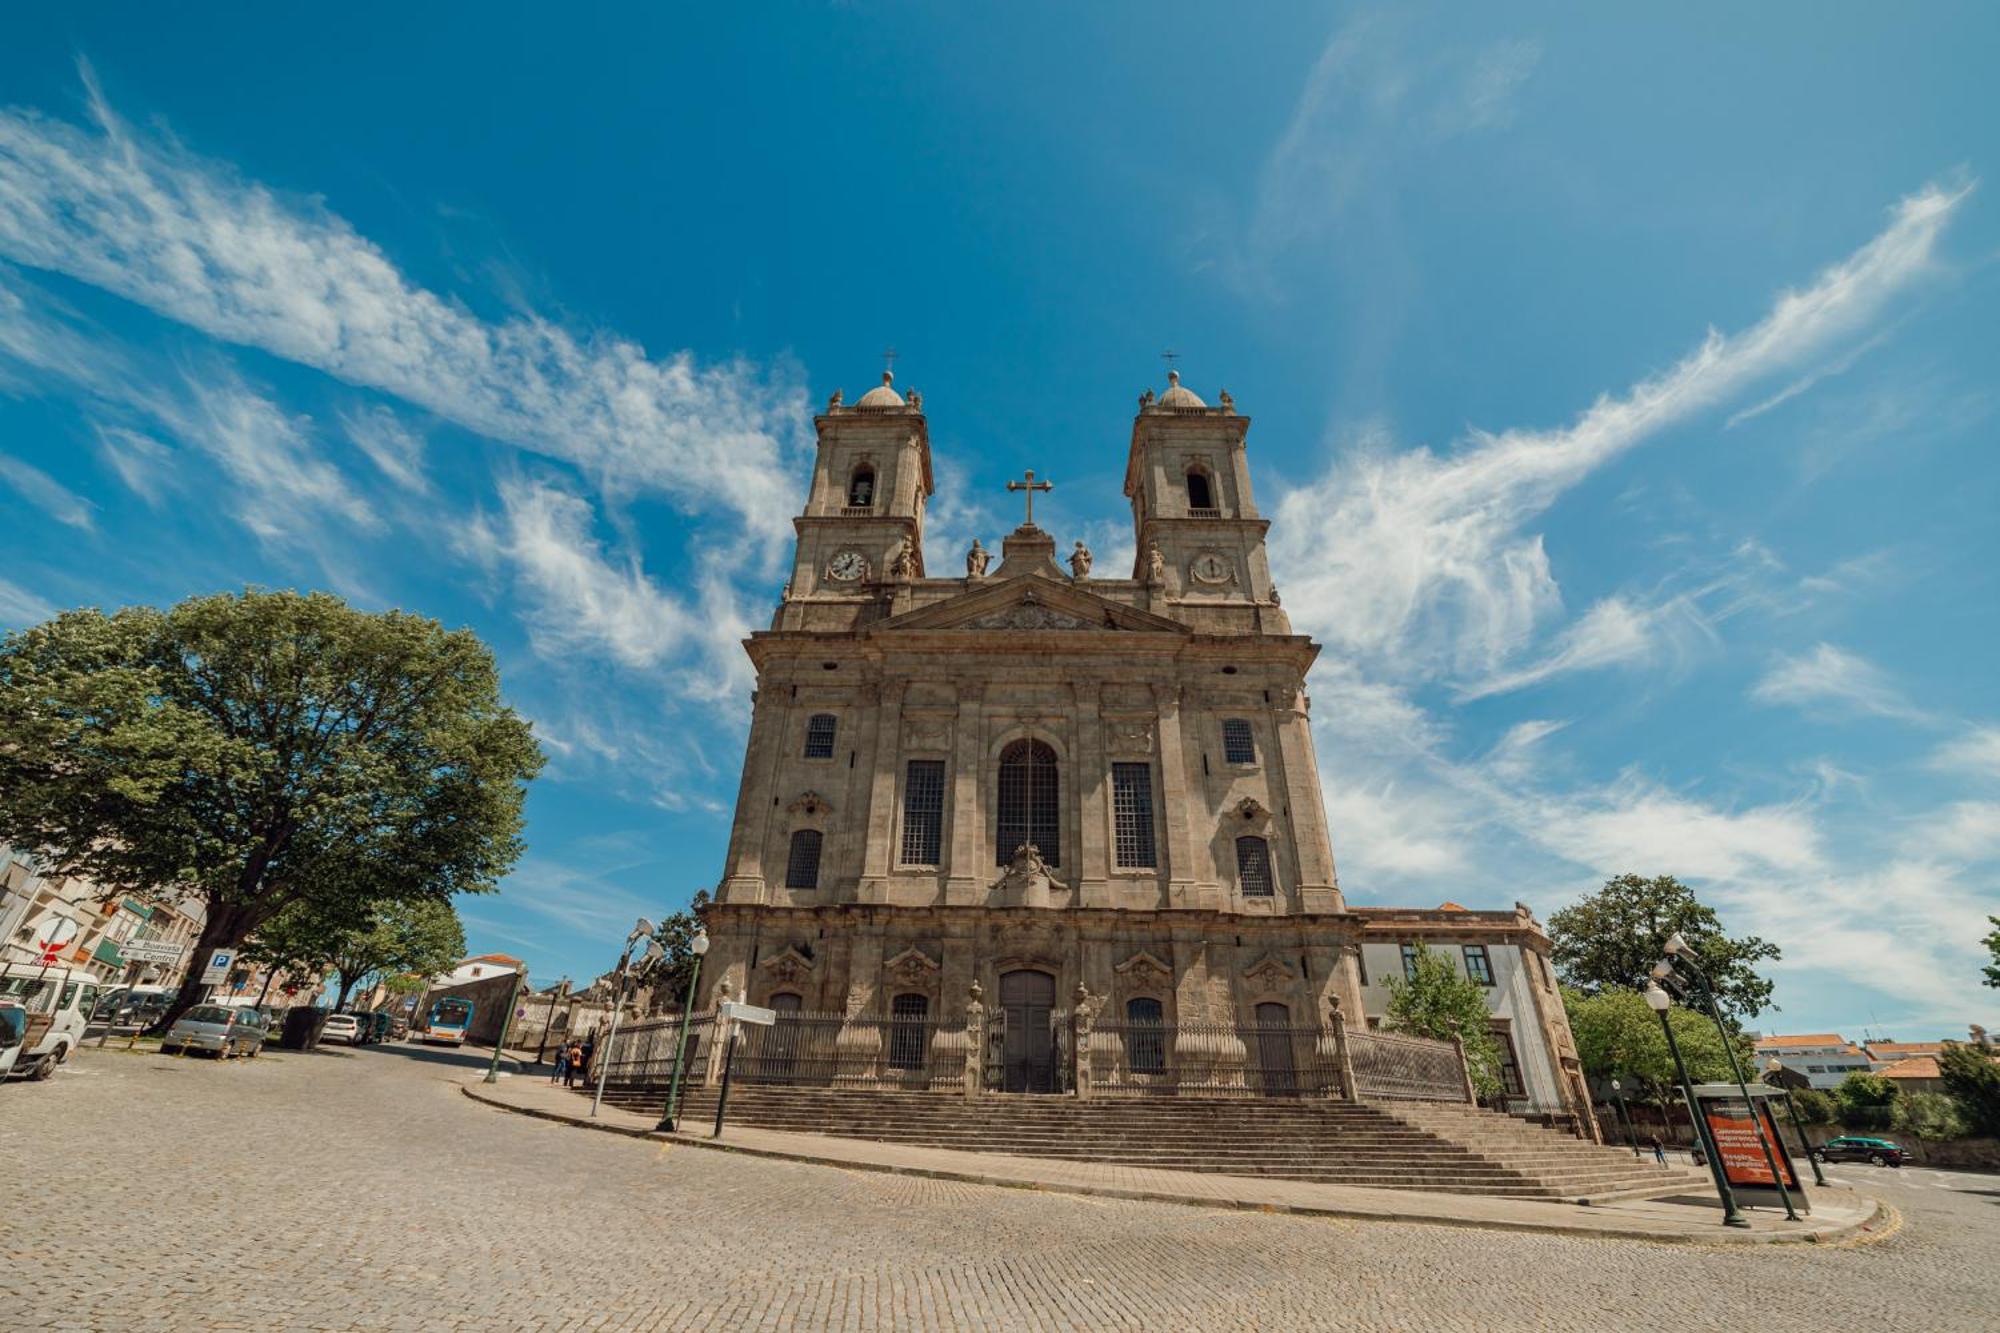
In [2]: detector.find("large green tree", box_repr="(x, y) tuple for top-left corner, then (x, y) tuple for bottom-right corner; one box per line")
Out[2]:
(1936, 1041), (2000, 1137)
(1383, 943), (1504, 1098)
(638, 889), (712, 1011)
(1834, 1071), (1899, 1130)
(1983, 916), (2000, 990)
(0, 590), (542, 1029)
(1563, 985), (1753, 1113)
(1547, 873), (1780, 1017)
(328, 898), (467, 1012)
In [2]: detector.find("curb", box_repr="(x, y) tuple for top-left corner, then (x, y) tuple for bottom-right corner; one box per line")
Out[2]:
(457, 1083), (1886, 1248)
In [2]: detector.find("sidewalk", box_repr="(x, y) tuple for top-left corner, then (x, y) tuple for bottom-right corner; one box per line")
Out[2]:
(460, 1074), (1887, 1248)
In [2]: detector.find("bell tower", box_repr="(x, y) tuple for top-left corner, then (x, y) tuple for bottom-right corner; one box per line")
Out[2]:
(787, 371), (934, 600)
(1123, 371), (1275, 604)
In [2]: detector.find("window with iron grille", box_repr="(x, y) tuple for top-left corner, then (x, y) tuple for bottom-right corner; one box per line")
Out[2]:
(888, 992), (930, 1071)
(803, 713), (837, 758)
(1462, 944), (1494, 986)
(1400, 941), (1421, 980)
(996, 740), (1060, 867)
(1110, 763), (1156, 868)
(1235, 835), (1273, 896)
(1125, 996), (1165, 1073)
(1221, 718), (1256, 764)
(784, 829), (822, 889)
(899, 760), (945, 866)
(1492, 1025), (1525, 1097)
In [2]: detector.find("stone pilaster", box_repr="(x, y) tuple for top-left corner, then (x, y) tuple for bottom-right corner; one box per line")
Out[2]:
(944, 683), (986, 905)
(717, 688), (782, 905)
(1153, 685), (1202, 909)
(1270, 685), (1341, 911)
(856, 680), (907, 903)
(1074, 683), (1111, 906)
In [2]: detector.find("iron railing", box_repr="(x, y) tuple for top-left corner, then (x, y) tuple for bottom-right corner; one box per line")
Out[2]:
(595, 1012), (716, 1092)
(1083, 1017), (1344, 1098)
(1346, 1028), (1469, 1102)
(735, 1008), (969, 1092)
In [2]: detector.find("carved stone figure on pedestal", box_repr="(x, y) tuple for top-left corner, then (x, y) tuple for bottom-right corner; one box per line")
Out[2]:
(966, 539), (990, 578)
(889, 534), (918, 579)
(1145, 544), (1166, 585)
(993, 842), (1054, 909)
(1068, 541), (1093, 578)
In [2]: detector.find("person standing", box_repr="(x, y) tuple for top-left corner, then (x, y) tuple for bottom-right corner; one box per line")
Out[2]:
(563, 1040), (584, 1088)
(551, 1041), (569, 1085)
(579, 1035), (596, 1084)
(1650, 1135), (1666, 1166)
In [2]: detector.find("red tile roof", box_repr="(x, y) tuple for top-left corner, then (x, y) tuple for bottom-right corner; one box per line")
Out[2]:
(1865, 1040), (1947, 1059)
(1878, 1056), (1942, 1080)
(1755, 1033), (1848, 1049)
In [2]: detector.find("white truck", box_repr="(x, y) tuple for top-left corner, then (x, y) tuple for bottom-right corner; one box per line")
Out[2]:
(0, 963), (100, 1082)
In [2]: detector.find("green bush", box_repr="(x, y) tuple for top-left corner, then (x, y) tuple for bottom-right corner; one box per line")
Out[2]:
(1835, 1072), (1899, 1130)
(1789, 1087), (1835, 1126)
(1893, 1091), (1969, 1141)
(1936, 1043), (2000, 1137)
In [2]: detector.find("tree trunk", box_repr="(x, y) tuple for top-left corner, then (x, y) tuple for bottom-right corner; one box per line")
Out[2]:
(256, 970), (277, 1007)
(334, 975), (359, 1013)
(154, 906), (251, 1034)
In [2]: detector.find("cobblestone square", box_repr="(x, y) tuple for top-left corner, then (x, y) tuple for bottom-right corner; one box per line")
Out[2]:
(1, 1045), (1994, 1331)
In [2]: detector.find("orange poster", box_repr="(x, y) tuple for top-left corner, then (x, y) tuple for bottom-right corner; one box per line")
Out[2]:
(1702, 1102), (1799, 1190)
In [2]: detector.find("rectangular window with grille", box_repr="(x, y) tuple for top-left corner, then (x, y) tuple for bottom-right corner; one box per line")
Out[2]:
(1492, 1025), (1525, 1097)
(1235, 836), (1273, 896)
(1110, 763), (1156, 868)
(803, 713), (837, 759)
(1400, 942), (1421, 980)
(900, 760), (945, 866)
(1221, 718), (1256, 764)
(1462, 944), (1494, 986)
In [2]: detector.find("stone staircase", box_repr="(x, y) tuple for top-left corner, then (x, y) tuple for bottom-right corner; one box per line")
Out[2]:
(586, 1083), (1698, 1202)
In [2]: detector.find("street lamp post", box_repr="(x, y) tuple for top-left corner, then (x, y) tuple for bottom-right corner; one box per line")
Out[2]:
(655, 929), (710, 1134)
(591, 918), (659, 1118)
(1662, 937), (1799, 1221)
(1609, 1078), (1639, 1156)
(536, 977), (569, 1067)
(483, 968), (524, 1085)
(1766, 1057), (1829, 1187)
(1646, 980), (1748, 1228)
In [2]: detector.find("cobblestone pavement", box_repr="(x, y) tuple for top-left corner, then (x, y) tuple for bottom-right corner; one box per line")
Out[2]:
(2, 1046), (1994, 1332)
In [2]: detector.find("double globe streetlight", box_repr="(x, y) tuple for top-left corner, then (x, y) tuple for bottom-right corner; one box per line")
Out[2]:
(655, 927), (711, 1133)
(1643, 977), (1747, 1227)
(591, 917), (661, 1118)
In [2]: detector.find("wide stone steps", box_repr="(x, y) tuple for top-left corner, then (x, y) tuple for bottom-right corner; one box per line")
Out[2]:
(595, 1085), (1692, 1201)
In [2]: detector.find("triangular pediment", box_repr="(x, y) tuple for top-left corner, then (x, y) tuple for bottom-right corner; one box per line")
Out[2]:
(871, 576), (1190, 636)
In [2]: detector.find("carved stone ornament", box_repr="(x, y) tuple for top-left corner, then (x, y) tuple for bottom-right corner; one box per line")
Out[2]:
(787, 790), (833, 818)
(902, 719), (952, 752)
(1068, 541), (1093, 578)
(993, 842), (1054, 909)
(1114, 950), (1174, 992)
(884, 947), (942, 991)
(889, 535), (919, 580)
(1241, 953), (1294, 993)
(1233, 797), (1271, 824)
(1145, 545), (1166, 585)
(965, 539), (990, 578)
(760, 946), (815, 988)
(964, 604), (1098, 631)
(1106, 719), (1154, 755)
(1189, 551), (1234, 585)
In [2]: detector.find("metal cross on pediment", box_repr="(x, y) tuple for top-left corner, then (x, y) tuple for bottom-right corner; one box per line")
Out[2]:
(1006, 469), (1053, 526)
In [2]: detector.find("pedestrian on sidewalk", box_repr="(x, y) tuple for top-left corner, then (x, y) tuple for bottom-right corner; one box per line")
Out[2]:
(1650, 1135), (1666, 1166)
(579, 1035), (596, 1084)
(551, 1042), (569, 1085)
(563, 1040), (583, 1087)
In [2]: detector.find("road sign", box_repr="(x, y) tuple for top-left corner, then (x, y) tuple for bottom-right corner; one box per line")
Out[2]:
(198, 950), (234, 986)
(32, 917), (79, 964)
(720, 1001), (776, 1027)
(118, 939), (185, 965)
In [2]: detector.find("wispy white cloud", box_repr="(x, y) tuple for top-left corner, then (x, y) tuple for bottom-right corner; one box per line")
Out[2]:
(0, 66), (809, 550)
(0, 453), (94, 529)
(1749, 642), (1931, 724)
(1456, 594), (1715, 700)
(1271, 179), (1969, 683)
(0, 575), (55, 626)
(1903, 801), (2000, 863)
(340, 403), (428, 494)
(1930, 725), (2000, 780)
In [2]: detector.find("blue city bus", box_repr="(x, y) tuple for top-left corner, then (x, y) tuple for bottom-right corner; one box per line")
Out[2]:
(425, 997), (474, 1045)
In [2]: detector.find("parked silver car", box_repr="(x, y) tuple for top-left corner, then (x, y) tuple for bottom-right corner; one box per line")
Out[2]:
(161, 1005), (269, 1059)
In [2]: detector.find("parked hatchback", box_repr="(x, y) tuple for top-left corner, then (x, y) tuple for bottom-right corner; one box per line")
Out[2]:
(320, 1013), (361, 1045)
(161, 1005), (268, 1059)
(1813, 1135), (1908, 1167)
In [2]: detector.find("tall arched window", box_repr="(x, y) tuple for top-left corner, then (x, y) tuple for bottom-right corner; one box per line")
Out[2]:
(995, 739), (1060, 867)
(784, 829), (823, 889)
(889, 992), (930, 1071)
(847, 466), (875, 508)
(1186, 468), (1216, 512)
(1125, 996), (1165, 1073)
(1235, 836), (1273, 896)
(803, 713), (837, 758)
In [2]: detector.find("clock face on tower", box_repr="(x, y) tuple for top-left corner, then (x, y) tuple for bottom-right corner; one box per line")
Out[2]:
(827, 550), (869, 582)
(1190, 552), (1233, 585)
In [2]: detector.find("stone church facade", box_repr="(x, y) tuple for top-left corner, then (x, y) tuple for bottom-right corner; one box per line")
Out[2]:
(701, 369), (1591, 1117)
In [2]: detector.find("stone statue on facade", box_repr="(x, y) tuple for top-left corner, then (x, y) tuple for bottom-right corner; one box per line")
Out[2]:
(1138, 388), (1155, 409)
(993, 842), (1053, 909)
(965, 538), (990, 578)
(1217, 388), (1233, 412)
(908, 389), (922, 411)
(827, 388), (843, 409)
(889, 534), (918, 579)
(1145, 544), (1166, 585)
(1068, 540), (1092, 578)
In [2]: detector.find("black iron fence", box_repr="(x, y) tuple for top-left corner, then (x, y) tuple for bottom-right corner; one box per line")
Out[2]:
(735, 1008), (969, 1092)
(1084, 1017), (1345, 1098)
(596, 1012), (716, 1092)
(1346, 1028), (1469, 1102)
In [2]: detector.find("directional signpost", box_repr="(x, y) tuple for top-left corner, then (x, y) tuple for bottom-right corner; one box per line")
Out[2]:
(118, 939), (186, 966)
(713, 999), (775, 1139)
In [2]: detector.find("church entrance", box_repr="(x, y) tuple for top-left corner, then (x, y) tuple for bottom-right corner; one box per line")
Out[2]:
(1253, 1001), (1298, 1097)
(999, 970), (1056, 1093)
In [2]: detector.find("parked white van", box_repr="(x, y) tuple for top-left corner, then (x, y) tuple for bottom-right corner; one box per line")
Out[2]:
(0, 964), (99, 1081)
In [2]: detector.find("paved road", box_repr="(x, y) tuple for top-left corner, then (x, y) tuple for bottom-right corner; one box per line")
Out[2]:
(1, 1045), (1995, 1332)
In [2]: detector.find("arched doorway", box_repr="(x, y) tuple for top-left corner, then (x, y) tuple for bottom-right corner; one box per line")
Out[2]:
(999, 970), (1057, 1093)
(1252, 1001), (1298, 1097)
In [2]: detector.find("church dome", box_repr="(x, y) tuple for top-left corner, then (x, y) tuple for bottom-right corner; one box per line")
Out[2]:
(856, 371), (905, 408)
(1157, 369), (1205, 408)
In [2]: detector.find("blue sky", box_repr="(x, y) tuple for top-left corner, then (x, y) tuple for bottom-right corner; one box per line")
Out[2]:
(1, 5), (1994, 1038)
